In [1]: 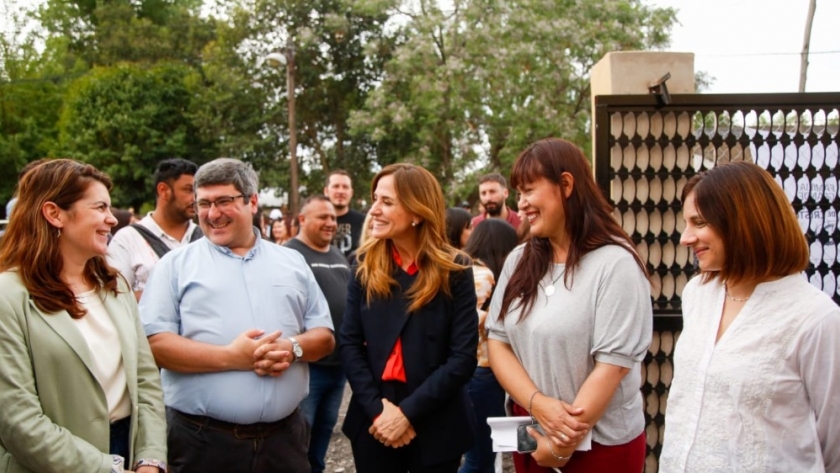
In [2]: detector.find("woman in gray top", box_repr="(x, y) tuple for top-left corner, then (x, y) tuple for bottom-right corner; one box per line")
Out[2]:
(486, 138), (652, 473)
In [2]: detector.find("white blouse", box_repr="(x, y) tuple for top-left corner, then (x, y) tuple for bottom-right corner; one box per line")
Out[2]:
(660, 274), (840, 473)
(74, 290), (131, 422)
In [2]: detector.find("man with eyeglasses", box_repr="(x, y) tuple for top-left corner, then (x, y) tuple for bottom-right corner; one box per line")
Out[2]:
(107, 158), (202, 300)
(139, 158), (335, 473)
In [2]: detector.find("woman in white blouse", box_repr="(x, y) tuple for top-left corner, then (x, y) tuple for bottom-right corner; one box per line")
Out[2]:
(0, 159), (166, 473)
(660, 161), (840, 472)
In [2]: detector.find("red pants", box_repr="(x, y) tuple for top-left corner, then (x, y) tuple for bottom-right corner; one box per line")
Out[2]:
(511, 403), (645, 473)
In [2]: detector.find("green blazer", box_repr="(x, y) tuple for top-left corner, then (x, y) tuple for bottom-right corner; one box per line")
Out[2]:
(0, 271), (166, 473)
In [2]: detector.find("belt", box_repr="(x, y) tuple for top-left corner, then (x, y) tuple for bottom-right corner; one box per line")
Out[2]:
(173, 408), (298, 438)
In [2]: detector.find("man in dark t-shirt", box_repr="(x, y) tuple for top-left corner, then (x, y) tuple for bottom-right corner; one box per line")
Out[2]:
(284, 195), (351, 473)
(325, 170), (365, 258)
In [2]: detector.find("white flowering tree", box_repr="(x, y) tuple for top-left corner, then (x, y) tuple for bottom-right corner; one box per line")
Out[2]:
(349, 0), (676, 201)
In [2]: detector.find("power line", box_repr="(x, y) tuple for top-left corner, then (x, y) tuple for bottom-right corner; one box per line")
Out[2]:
(697, 50), (840, 58)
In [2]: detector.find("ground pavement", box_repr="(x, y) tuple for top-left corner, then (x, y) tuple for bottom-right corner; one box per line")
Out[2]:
(323, 385), (516, 472)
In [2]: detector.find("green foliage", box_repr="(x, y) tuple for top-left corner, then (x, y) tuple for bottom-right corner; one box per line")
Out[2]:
(37, 0), (215, 68)
(349, 0), (676, 204)
(2, 0), (676, 214)
(214, 0), (395, 204)
(57, 62), (212, 209)
(0, 4), (66, 212)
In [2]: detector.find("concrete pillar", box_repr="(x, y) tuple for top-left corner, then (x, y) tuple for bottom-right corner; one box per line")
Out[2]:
(590, 51), (696, 161)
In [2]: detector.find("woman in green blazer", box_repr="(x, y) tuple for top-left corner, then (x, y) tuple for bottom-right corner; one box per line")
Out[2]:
(0, 160), (166, 473)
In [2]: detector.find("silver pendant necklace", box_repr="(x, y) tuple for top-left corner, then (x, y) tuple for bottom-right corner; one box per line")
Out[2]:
(543, 266), (565, 296)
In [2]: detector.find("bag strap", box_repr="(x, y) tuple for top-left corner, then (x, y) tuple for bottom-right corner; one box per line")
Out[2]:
(130, 223), (171, 259)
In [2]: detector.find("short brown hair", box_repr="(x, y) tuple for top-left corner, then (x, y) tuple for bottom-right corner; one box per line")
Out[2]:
(326, 170), (351, 187)
(682, 161), (808, 286)
(478, 172), (507, 188)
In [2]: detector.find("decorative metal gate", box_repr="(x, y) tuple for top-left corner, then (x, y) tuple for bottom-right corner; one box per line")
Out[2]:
(592, 92), (840, 473)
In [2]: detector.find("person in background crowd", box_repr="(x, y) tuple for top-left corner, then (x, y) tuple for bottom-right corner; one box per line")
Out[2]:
(347, 211), (373, 266)
(460, 219), (518, 473)
(288, 213), (300, 239)
(5, 158), (48, 220)
(659, 162), (840, 472)
(325, 170), (366, 259)
(446, 207), (473, 250)
(0, 159), (166, 473)
(269, 218), (290, 244)
(340, 163), (478, 473)
(107, 158), (202, 300)
(111, 209), (134, 235)
(284, 195), (352, 473)
(487, 138), (651, 473)
(140, 158), (334, 473)
(471, 173), (521, 231)
(253, 210), (267, 239)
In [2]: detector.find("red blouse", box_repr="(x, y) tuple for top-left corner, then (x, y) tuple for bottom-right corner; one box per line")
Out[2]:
(381, 246), (417, 382)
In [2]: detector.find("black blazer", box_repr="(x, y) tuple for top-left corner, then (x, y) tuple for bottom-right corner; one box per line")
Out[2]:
(340, 257), (478, 465)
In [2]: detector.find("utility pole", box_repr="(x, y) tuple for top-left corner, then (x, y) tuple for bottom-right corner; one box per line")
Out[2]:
(264, 39), (299, 217)
(799, 0), (817, 93)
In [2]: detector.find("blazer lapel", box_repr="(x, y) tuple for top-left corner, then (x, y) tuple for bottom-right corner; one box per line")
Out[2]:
(31, 300), (97, 378)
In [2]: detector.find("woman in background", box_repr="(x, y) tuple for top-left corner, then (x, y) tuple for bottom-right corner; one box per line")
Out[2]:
(110, 209), (134, 235)
(253, 210), (267, 239)
(460, 219), (518, 473)
(340, 163), (478, 473)
(487, 138), (651, 472)
(660, 161), (840, 472)
(445, 207), (473, 249)
(0, 159), (166, 473)
(269, 218), (290, 244)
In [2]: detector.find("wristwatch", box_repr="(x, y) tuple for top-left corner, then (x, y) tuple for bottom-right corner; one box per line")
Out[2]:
(289, 337), (303, 362)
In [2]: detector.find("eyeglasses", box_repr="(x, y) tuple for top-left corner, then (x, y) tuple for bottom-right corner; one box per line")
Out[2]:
(194, 194), (246, 211)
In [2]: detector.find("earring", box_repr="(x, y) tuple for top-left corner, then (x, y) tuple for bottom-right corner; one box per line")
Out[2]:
(411, 222), (417, 227)
(56, 228), (61, 238)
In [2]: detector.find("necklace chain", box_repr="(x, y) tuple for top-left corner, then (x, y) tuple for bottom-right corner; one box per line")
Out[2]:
(543, 266), (565, 296)
(724, 283), (750, 302)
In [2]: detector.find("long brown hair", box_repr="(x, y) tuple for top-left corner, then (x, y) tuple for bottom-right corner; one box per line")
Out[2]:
(356, 163), (467, 312)
(0, 159), (120, 318)
(499, 138), (647, 322)
(682, 161), (808, 286)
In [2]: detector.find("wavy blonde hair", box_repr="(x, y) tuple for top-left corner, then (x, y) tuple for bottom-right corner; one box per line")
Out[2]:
(357, 164), (467, 312)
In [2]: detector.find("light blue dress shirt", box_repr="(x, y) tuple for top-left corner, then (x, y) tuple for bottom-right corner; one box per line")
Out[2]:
(139, 231), (333, 424)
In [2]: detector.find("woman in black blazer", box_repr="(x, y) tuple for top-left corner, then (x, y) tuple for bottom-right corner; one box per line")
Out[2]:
(340, 163), (478, 473)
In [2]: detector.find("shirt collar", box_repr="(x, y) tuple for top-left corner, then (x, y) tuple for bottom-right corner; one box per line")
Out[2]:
(205, 227), (263, 260)
(391, 245), (418, 275)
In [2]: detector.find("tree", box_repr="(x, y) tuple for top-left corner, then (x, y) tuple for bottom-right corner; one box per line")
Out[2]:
(57, 62), (212, 210)
(36, 0), (215, 69)
(799, 0), (817, 92)
(212, 0), (396, 204)
(0, 1), (67, 212)
(349, 0), (676, 203)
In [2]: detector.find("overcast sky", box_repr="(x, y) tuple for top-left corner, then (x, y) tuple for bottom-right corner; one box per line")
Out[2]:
(648, 0), (840, 93)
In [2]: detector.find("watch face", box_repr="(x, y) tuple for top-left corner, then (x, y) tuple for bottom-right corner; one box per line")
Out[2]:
(291, 338), (303, 358)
